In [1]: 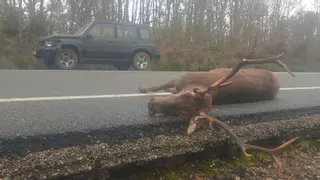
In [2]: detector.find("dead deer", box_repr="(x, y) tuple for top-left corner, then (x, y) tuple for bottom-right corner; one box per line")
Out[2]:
(139, 52), (298, 168)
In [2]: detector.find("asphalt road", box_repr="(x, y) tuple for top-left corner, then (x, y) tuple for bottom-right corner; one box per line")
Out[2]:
(1, 70), (320, 141)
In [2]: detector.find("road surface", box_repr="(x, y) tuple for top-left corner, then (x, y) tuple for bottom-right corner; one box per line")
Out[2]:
(1, 70), (320, 155)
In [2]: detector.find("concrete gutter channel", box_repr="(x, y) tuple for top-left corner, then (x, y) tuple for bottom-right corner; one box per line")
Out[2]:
(1, 106), (320, 179)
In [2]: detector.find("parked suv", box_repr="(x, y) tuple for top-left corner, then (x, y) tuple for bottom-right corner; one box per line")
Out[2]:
(33, 20), (160, 70)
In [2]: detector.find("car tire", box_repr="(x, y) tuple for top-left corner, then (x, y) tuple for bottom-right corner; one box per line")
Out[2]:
(52, 48), (79, 70)
(132, 52), (151, 71)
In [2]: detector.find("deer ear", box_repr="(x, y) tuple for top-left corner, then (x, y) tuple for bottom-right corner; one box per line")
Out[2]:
(192, 88), (205, 100)
(220, 81), (232, 87)
(187, 115), (208, 135)
(192, 81), (231, 100)
(193, 87), (200, 94)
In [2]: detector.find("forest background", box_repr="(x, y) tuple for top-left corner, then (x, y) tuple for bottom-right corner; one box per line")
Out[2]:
(0, 0), (319, 71)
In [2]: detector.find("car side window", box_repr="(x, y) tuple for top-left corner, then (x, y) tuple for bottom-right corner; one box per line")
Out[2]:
(88, 23), (115, 38)
(139, 28), (150, 40)
(116, 25), (137, 40)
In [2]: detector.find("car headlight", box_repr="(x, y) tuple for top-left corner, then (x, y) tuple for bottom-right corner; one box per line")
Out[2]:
(43, 40), (60, 47)
(44, 40), (53, 47)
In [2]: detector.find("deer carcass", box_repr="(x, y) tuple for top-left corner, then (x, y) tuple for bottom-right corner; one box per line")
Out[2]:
(139, 53), (298, 168)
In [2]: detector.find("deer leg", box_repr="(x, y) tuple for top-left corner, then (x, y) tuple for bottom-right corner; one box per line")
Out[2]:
(138, 80), (177, 93)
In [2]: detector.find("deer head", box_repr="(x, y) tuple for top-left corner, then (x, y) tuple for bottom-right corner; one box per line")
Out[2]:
(147, 90), (202, 117)
(147, 82), (231, 116)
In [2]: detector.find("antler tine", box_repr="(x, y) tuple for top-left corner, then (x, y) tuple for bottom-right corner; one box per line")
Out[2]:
(194, 52), (294, 96)
(199, 112), (298, 169)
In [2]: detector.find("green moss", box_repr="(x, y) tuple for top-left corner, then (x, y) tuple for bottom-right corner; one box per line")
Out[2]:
(143, 168), (186, 180)
(162, 169), (185, 180)
(131, 139), (320, 179)
(195, 159), (218, 176)
(141, 152), (277, 179)
(225, 152), (272, 169)
(295, 139), (320, 152)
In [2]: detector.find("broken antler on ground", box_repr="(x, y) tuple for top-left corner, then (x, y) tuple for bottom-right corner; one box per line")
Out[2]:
(191, 112), (299, 169)
(141, 52), (297, 168)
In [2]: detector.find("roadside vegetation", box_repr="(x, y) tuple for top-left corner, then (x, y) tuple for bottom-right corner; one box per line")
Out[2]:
(130, 139), (320, 180)
(1, 0), (320, 71)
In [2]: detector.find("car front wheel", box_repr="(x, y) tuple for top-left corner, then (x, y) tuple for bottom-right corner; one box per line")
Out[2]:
(132, 52), (151, 71)
(53, 48), (79, 70)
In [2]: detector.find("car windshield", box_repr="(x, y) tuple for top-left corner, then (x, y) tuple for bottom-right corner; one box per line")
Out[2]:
(74, 22), (92, 35)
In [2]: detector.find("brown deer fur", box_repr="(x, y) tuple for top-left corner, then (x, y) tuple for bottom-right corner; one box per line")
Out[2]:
(140, 68), (280, 105)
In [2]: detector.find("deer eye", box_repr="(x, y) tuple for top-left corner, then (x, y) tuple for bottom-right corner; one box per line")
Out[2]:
(182, 91), (197, 99)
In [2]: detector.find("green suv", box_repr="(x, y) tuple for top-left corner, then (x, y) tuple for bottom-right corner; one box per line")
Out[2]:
(33, 20), (160, 70)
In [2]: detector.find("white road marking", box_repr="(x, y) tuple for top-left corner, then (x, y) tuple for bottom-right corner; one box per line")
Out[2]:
(0, 86), (319, 103)
(0, 92), (170, 102)
(280, 87), (320, 90)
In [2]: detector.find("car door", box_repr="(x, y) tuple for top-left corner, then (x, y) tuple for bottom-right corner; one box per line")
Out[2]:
(111, 24), (139, 60)
(82, 23), (117, 60)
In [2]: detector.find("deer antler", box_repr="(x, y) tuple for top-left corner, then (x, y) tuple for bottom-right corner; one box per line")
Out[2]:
(194, 112), (298, 169)
(194, 52), (294, 97)
(187, 52), (298, 169)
